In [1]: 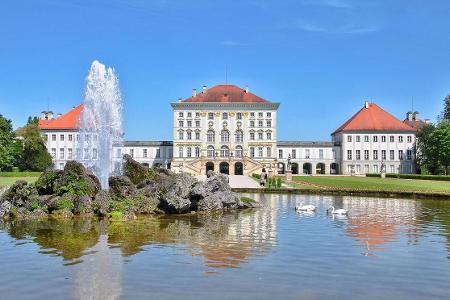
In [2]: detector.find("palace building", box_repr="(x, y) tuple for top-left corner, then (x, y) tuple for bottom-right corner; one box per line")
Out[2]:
(38, 83), (427, 176)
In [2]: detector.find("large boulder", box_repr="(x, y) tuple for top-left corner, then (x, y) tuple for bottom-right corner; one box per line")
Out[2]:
(54, 161), (101, 197)
(172, 173), (198, 198)
(123, 154), (152, 185)
(159, 190), (191, 214)
(94, 190), (111, 216)
(197, 190), (240, 211)
(0, 201), (11, 218)
(204, 172), (230, 194)
(73, 195), (93, 214)
(34, 169), (63, 195)
(0, 180), (39, 209)
(109, 176), (137, 199)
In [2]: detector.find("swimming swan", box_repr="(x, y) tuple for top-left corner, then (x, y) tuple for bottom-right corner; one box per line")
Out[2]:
(327, 206), (348, 215)
(295, 203), (317, 212)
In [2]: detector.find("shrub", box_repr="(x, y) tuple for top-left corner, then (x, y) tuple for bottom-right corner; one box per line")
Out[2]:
(57, 198), (75, 210)
(386, 174), (450, 181)
(366, 173), (381, 178)
(252, 173), (261, 180)
(276, 177), (282, 188)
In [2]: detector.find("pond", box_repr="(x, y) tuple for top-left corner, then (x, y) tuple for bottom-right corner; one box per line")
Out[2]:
(1, 194), (449, 299)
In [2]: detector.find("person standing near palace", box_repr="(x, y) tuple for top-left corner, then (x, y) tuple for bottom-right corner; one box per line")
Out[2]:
(260, 168), (267, 187)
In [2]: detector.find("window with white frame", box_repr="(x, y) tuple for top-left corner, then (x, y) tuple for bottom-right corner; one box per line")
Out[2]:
(156, 149), (160, 158)
(250, 132), (255, 140)
(347, 150), (352, 160)
(278, 149), (283, 159)
(390, 150), (395, 160)
(59, 148), (64, 159)
(347, 135), (352, 142)
(319, 149), (324, 159)
(382, 150), (386, 160)
(207, 146), (215, 158)
(68, 148), (73, 159)
(179, 120), (184, 127)
(250, 120), (255, 127)
(208, 112), (214, 120)
(60, 134), (65, 141)
(250, 147), (255, 158)
(258, 120), (263, 127)
(292, 149), (296, 159)
(187, 120), (192, 127)
(407, 149), (412, 160)
(143, 149), (148, 158)
(373, 150), (378, 160)
(178, 147), (183, 158)
(266, 147), (271, 157)
(382, 136), (386, 142)
(258, 132), (263, 140)
(222, 112), (228, 120)
(52, 134), (56, 141)
(221, 146), (229, 157)
(195, 147), (200, 157)
(187, 147), (192, 158)
(266, 132), (272, 140)
(364, 150), (369, 160)
(356, 136), (360, 142)
(364, 135), (369, 142)
(221, 130), (230, 142)
(207, 130), (215, 142)
(258, 147), (263, 157)
(390, 136), (395, 142)
(178, 131), (184, 140)
(356, 150), (361, 160)
(398, 150), (403, 160)
(195, 120), (200, 127)
(266, 120), (272, 127)
(305, 149), (310, 159)
(237, 112), (242, 120)
(187, 131), (192, 140)
(235, 130), (243, 142)
(407, 136), (412, 143)
(130, 149), (134, 158)
(195, 131), (200, 140)
(235, 146), (243, 157)
(399, 136), (403, 142)
(92, 148), (98, 160)
(373, 136), (378, 142)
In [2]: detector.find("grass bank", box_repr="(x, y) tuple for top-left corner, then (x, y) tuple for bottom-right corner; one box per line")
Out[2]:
(0, 174), (40, 188)
(233, 175), (450, 199)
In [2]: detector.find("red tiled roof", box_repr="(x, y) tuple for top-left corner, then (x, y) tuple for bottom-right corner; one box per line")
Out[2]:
(38, 104), (83, 130)
(403, 119), (427, 130)
(182, 84), (270, 103)
(333, 102), (416, 134)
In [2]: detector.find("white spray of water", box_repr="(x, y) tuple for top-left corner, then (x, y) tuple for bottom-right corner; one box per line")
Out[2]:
(77, 60), (124, 188)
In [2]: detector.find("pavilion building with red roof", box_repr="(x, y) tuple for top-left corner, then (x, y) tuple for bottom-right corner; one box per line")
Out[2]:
(331, 101), (418, 175)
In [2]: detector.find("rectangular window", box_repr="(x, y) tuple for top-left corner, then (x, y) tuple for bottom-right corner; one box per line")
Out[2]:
(266, 132), (272, 140)
(156, 149), (160, 158)
(130, 149), (134, 158)
(390, 136), (395, 142)
(92, 148), (98, 160)
(292, 149), (296, 159)
(179, 112), (184, 117)
(143, 149), (148, 158)
(237, 112), (242, 120)
(398, 150), (403, 160)
(356, 164), (361, 174)
(60, 134), (64, 141)
(187, 120), (192, 127)
(390, 150), (395, 160)
(258, 112), (263, 118)
(250, 112), (255, 117)
(195, 120), (200, 127)
(59, 148), (64, 159)
(76, 134), (80, 141)
(195, 112), (200, 118)
(399, 136), (403, 143)
(356, 136), (360, 142)
(258, 132), (263, 140)
(208, 112), (214, 120)
(187, 147), (192, 158)
(364, 164), (369, 173)
(178, 147), (183, 158)
(364, 135), (369, 142)
(390, 165), (395, 173)
(382, 150), (386, 160)
(347, 135), (352, 142)
(179, 131), (184, 140)
(347, 150), (352, 160)
(278, 149), (283, 159)
(356, 150), (361, 160)
(187, 112), (192, 118)
(250, 121), (255, 127)
(52, 134), (56, 141)
(222, 112), (228, 120)
(373, 164), (379, 173)
(266, 147), (271, 157)
(258, 120), (263, 127)
(195, 147), (200, 157)
(68, 148), (73, 159)
(250, 132), (255, 140)
(179, 120), (183, 127)
(266, 120), (272, 127)
(305, 149), (310, 159)
(267, 112), (271, 117)
(51, 148), (56, 158)
(68, 134), (73, 141)
(187, 131), (192, 140)
(407, 136), (412, 143)
(364, 150), (369, 160)
(319, 149), (324, 159)
(84, 148), (89, 159)
(382, 136), (386, 142)
(407, 149), (412, 160)
(195, 132), (200, 140)
(258, 147), (263, 157)
(373, 136), (378, 142)
(250, 147), (255, 158)
(373, 150), (378, 160)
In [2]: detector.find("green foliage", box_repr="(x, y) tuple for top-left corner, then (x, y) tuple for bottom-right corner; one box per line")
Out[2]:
(276, 177), (282, 188)
(417, 121), (450, 175)
(0, 171), (42, 177)
(386, 173), (450, 181)
(365, 173), (381, 178)
(441, 94), (450, 121)
(252, 173), (261, 180)
(240, 197), (255, 203)
(108, 211), (124, 219)
(16, 123), (53, 171)
(109, 197), (134, 213)
(55, 175), (92, 196)
(57, 198), (75, 210)
(0, 114), (22, 171)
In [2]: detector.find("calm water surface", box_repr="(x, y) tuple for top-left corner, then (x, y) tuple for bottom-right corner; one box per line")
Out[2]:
(1, 194), (450, 300)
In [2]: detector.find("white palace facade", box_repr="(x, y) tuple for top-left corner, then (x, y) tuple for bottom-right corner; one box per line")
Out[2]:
(38, 83), (428, 176)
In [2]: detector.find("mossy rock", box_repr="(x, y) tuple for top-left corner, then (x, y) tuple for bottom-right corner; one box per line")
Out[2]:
(34, 169), (63, 195)
(123, 154), (153, 185)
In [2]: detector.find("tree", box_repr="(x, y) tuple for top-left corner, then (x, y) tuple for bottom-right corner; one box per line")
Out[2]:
(429, 121), (450, 174)
(416, 123), (437, 174)
(16, 122), (53, 171)
(442, 94), (450, 121)
(0, 114), (21, 171)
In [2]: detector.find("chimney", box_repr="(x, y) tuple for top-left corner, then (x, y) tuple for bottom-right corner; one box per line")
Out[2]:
(47, 111), (54, 120)
(202, 85), (207, 93)
(41, 111), (47, 120)
(57, 113), (62, 119)
(192, 88), (197, 97)
(406, 111), (413, 121)
(245, 85), (249, 93)
(178, 98), (182, 102)
(364, 101), (369, 109)
(413, 111), (420, 121)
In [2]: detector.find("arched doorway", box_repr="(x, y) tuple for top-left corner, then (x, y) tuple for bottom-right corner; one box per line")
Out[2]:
(219, 162), (229, 174)
(206, 162), (215, 172)
(292, 163), (299, 174)
(303, 163), (312, 174)
(234, 162), (243, 175)
(277, 162), (285, 174)
(330, 163), (339, 174)
(316, 163), (325, 174)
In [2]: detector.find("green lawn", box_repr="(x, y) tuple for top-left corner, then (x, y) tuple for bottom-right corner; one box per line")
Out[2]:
(292, 176), (450, 194)
(0, 176), (39, 188)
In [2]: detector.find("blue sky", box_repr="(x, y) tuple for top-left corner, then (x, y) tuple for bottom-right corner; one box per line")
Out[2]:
(1, 0), (449, 141)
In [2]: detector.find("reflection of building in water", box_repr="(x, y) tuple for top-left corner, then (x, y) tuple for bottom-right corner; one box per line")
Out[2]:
(339, 196), (420, 250)
(196, 196), (278, 269)
(72, 235), (122, 300)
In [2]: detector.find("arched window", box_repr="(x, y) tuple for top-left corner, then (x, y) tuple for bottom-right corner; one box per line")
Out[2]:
(207, 146), (215, 158)
(207, 130), (215, 142)
(235, 130), (243, 142)
(235, 146), (243, 158)
(178, 130), (184, 140)
(195, 147), (200, 157)
(221, 130), (230, 142)
(187, 130), (192, 140)
(221, 145), (230, 157)
(258, 130), (263, 140)
(178, 147), (183, 158)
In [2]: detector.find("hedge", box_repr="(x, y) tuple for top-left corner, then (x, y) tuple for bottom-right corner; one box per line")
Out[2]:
(386, 173), (450, 181)
(365, 173), (381, 178)
(0, 172), (42, 177)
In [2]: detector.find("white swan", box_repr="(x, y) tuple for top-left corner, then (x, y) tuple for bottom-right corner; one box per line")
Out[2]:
(327, 206), (348, 215)
(295, 203), (317, 212)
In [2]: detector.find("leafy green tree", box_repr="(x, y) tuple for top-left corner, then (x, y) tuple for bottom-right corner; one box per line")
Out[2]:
(0, 114), (22, 171)
(416, 123), (437, 174)
(441, 94), (450, 121)
(16, 122), (53, 171)
(429, 121), (450, 174)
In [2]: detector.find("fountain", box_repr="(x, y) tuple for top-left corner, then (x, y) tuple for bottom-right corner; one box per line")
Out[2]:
(77, 60), (124, 188)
